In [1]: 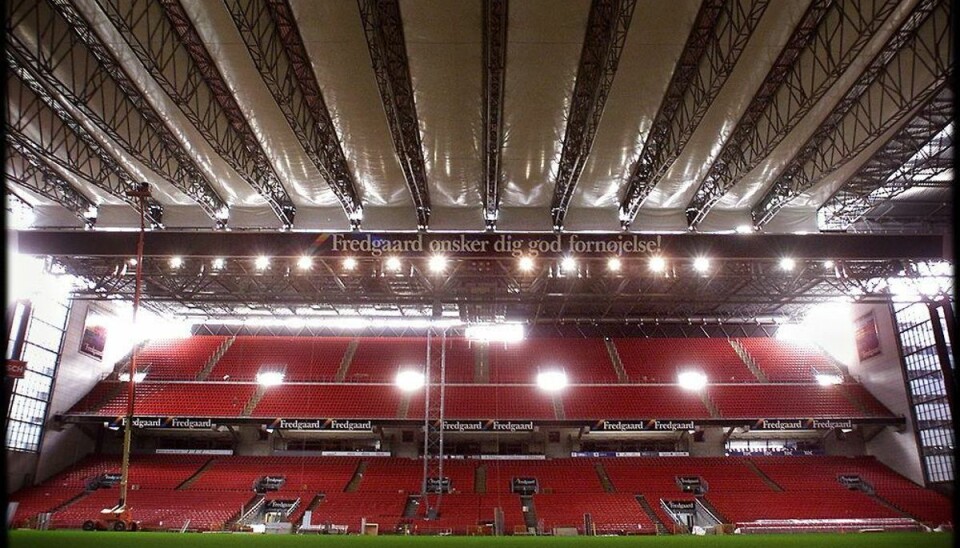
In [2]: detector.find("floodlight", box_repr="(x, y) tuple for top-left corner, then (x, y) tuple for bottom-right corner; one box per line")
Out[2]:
(170, 256), (183, 268)
(779, 258), (796, 271)
(677, 371), (707, 390)
(560, 257), (576, 273)
(816, 374), (843, 386)
(518, 256), (535, 272)
(428, 255), (448, 273)
(386, 256), (402, 271)
(735, 224), (754, 234)
(536, 371), (568, 392)
(649, 256), (666, 272)
(118, 372), (146, 382)
(343, 257), (358, 270)
(693, 257), (710, 273)
(823, 260), (834, 269)
(128, 258), (138, 267)
(256, 371), (284, 386)
(212, 258), (225, 270)
(255, 256), (270, 270)
(607, 257), (622, 272)
(465, 323), (524, 343)
(297, 256), (313, 270)
(396, 370), (425, 392)
(775, 324), (806, 341)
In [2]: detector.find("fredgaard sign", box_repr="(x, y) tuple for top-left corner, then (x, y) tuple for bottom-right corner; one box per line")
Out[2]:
(319, 233), (662, 258)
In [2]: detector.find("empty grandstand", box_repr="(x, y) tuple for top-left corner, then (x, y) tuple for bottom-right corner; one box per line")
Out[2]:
(4, 0), (953, 541)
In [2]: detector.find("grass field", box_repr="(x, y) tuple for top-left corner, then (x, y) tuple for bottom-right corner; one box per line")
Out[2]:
(7, 530), (953, 548)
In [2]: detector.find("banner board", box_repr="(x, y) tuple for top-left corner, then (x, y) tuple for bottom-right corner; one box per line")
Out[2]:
(855, 311), (882, 360)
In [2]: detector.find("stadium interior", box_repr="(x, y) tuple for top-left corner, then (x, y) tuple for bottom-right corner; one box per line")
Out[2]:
(4, 0), (954, 540)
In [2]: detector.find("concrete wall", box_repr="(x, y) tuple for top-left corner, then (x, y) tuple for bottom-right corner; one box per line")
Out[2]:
(847, 303), (924, 485)
(34, 300), (128, 484)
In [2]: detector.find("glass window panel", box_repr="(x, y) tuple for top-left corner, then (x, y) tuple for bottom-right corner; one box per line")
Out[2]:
(24, 318), (64, 352)
(21, 343), (57, 376)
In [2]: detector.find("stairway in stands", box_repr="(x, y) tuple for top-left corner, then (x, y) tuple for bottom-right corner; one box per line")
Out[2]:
(175, 457), (216, 490)
(728, 340), (768, 382)
(344, 460), (367, 492)
(475, 464), (486, 494)
(594, 462), (615, 493)
(603, 338), (629, 383)
(196, 337), (235, 381)
(334, 340), (359, 381)
(520, 495), (537, 532)
(743, 459), (784, 492)
(635, 495), (669, 535)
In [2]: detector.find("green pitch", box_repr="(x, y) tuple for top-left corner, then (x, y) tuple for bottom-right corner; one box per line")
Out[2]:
(7, 530), (954, 548)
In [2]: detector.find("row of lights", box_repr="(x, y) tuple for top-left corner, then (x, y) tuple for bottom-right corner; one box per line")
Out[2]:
(143, 256), (838, 274)
(252, 369), (844, 392)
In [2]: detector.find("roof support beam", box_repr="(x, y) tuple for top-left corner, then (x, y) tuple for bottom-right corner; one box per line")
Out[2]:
(751, 0), (951, 228)
(90, 0), (296, 227)
(618, 0), (768, 229)
(685, 0), (902, 229)
(358, 0), (431, 230)
(550, 0), (636, 231)
(11, 0), (228, 226)
(818, 89), (953, 230)
(5, 147), (97, 227)
(481, 0), (508, 230)
(6, 68), (164, 226)
(225, 0), (364, 229)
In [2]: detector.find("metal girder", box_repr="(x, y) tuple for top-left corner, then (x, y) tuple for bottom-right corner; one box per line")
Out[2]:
(481, 0), (508, 229)
(752, 0), (952, 228)
(5, 147), (97, 226)
(358, 0), (431, 229)
(819, 88), (953, 229)
(10, 0), (228, 226)
(685, 0), (901, 228)
(550, 0), (636, 231)
(90, 0), (296, 227)
(618, 0), (768, 228)
(53, 254), (930, 325)
(6, 69), (164, 226)
(225, 0), (364, 228)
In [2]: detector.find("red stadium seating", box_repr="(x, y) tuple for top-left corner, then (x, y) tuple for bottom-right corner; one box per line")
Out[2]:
(347, 338), (428, 383)
(137, 336), (226, 380)
(534, 493), (654, 534)
(251, 384), (404, 419)
(736, 338), (843, 382)
(85, 382), (257, 417)
(562, 385), (710, 419)
(487, 338), (619, 383)
(707, 384), (868, 418)
(485, 459), (605, 493)
(614, 338), (756, 383)
(309, 492), (407, 533)
(187, 455), (360, 493)
(210, 336), (351, 382)
(408, 385), (558, 420)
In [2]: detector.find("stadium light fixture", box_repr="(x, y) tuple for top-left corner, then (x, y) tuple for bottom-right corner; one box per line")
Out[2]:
(298, 256), (313, 270)
(465, 323), (524, 343)
(815, 374), (843, 386)
(255, 256), (270, 270)
(396, 370), (425, 392)
(735, 224), (754, 234)
(779, 258), (796, 271)
(823, 260), (834, 269)
(649, 256), (666, 272)
(693, 257), (710, 273)
(677, 371), (707, 391)
(536, 371), (568, 392)
(560, 256), (576, 273)
(343, 257), (358, 271)
(518, 256), (535, 272)
(385, 256), (402, 271)
(118, 372), (146, 382)
(212, 257), (225, 270)
(170, 256), (183, 269)
(607, 257), (622, 272)
(256, 371), (284, 386)
(128, 258), (138, 267)
(428, 255), (448, 273)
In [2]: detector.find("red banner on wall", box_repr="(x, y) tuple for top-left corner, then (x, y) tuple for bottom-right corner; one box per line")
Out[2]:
(855, 312), (881, 361)
(6, 360), (27, 379)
